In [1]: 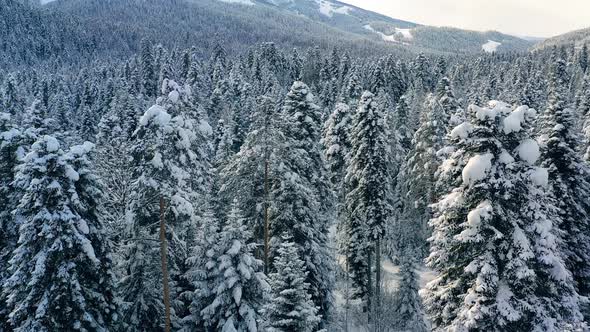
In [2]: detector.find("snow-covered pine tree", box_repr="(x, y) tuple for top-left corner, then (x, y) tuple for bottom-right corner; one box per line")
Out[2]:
(540, 56), (590, 306)
(392, 247), (428, 332)
(200, 200), (269, 332)
(218, 94), (279, 258)
(423, 101), (583, 330)
(120, 79), (207, 330)
(263, 233), (320, 332)
(181, 203), (220, 332)
(0, 113), (24, 331)
(344, 91), (393, 316)
(396, 92), (449, 260)
(322, 102), (352, 193)
(270, 81), (334, 324)
(4, 135), (118, 331)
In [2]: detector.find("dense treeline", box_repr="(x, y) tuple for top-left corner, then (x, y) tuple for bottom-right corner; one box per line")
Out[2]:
(2, 3), (590, 329)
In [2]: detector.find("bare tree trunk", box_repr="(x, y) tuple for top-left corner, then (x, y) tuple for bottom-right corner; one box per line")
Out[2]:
(345, 258), (350, 332)
(264, 159), (270, 274)
(375, 238), (381, 332)
(367, 249), (373, 326)
(159, 197), (171, 332)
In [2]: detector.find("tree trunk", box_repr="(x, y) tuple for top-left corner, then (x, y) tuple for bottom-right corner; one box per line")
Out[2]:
(264, 158), (270, 274)
(375, 237), (381, 331)
(159, 197), (171, 332)
(367, 248), (373, 326)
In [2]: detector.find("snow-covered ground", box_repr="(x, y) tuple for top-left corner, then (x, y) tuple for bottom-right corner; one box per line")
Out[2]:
(317, 0), (352, 17)
(218, 0), (256, 6)
(363, 25), (397, 43)
(482, 39), (502, 53)
(395, 27), (414, 40)
(364, 25), (413, 44)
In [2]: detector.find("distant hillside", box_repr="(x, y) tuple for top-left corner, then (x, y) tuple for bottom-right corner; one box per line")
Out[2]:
(533, 27), (590, 50)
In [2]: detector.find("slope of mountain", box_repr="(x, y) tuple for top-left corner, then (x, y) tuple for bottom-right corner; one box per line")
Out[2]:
(243, 0), (533, 54)
(533, 27), (590, 51)
(4, 0), (533, 69)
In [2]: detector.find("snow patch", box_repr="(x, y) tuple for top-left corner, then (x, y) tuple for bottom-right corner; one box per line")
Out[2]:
(363, 25), (398, 43)
(395, 28), (413, 40)
(482, 40), (502, 53)
(451, 122), (473, 139)
(140, 105), (171, 127)
(529, 167), (549, 187)
(317, 0), (351, 17)
(45, 136), (60, 152)
(517, 139), (540, 165)
(217, 0), (255, 5)
(503, 106), (536, 134)
(462, 153), (493, 185)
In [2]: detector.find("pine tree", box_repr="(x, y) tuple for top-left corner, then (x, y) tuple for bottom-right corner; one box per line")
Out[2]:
(540, 57), (590, 305)
(182, 204), (220, 332)
(322, 102), (352, 192)
(200, 201), (269, 332)
(344, 91), (393, 316)
(120, 80), (208, 330)
(270, 81), (334, 324)
(392, 250), (428, 332)
(4, 136), (118, 331)
(140, 39), (158, 97)
(263, 233), (320, 332)
(423, 101), (583, 330)
(0, 113), (23, 331)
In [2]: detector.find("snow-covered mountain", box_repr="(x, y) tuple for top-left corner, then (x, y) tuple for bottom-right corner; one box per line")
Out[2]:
(38, 0), (532, 57)
(533, 27), (590, 51)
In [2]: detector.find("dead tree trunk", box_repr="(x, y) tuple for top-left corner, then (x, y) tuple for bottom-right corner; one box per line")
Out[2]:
(159, 197), (171, 332)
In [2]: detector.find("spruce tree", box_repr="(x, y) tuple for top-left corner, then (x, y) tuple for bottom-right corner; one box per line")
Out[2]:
(4, 136), (118, 331)
(344, 91), (393, 316)
(0, 113), (23, 331)
(423, 101), (583, 330)
(270, 81), (334, 324)
(263, 233), (320, 332)
(540, 57), (590, 305)
(200, 201), (269, 332)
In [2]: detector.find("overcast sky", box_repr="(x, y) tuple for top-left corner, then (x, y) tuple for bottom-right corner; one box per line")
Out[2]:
(339, 0), (589, 37)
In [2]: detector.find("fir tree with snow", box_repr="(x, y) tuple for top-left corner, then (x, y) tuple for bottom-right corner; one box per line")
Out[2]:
(4, 135), (118, 331)
(423, 101), (583, 331)
(200, 200), (269, 332)
(344, 91), (393, 311)
(392, 249), (429, 332)
(270, 81), (335, 324)
(540, 56), (590, 307)
(263, 233), (320, 332)
(0, 113), (24, 331)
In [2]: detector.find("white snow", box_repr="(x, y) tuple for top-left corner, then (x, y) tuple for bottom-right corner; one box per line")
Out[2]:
(77, 220), (90, 235)
(451, 122), (474, 139)
(168, 90), (180, 104)
(151, 152), (164, 169)
(317, 0), (351, 17)
(363, 25), (398, 43)
(471, 105), (497, 121)
(482, 40), (502, 53)
(503, 106), (536, 134)
(529, 167), (549, 187)
(199, 120), (213, 136)
(499, 150), (515, 164)
(140, 105), (171, 127)
(45, 136), (60, 152)
(69, 142), (95, 156)
(217, 0), (255, 5)
(65, 165), (80, 182)
(395, 28), (413, 40)
(462, 153), (494, 185)
(517, 139), (540, 165)
(457, 200), (493, 241)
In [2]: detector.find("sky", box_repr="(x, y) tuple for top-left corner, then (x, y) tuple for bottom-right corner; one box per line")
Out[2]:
(339, 0), (590, 38)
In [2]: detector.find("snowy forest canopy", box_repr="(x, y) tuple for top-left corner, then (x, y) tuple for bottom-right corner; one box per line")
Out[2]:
(2, 0), (590, 331)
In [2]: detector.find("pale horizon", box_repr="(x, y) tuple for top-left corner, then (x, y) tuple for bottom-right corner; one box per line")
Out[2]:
(340, 0), (590, 38)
